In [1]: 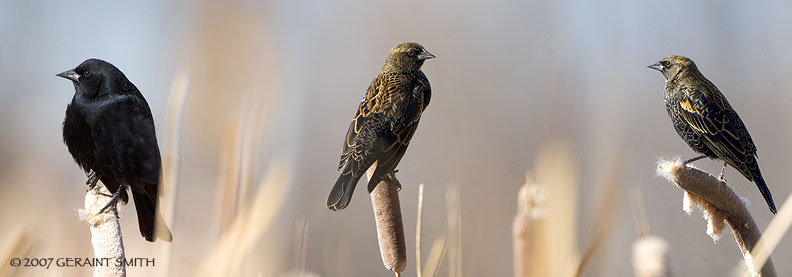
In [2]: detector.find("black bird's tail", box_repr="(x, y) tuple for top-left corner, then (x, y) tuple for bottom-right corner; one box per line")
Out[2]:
(327, 173), (363, 211)
(132, 190), (173, 242)
(753, 174), (777, 214)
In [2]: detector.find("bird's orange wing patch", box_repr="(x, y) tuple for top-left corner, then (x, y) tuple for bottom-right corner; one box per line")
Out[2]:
(679, 99), (695, 114)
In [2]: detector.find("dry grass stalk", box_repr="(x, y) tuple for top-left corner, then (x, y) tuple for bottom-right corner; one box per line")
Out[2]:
(236, 93), (268, 214)
(512, 172), (542, 277)
(576, 160), (622, 276)
(79, 184), (126, 277)
(291, 218), (310, 274)
(733, 194), (792, 277)
(657, 159), (775, 277)
(368, 170), (407, 273)
(422, 236), (448, 277)
(512, 140), (581, 277)
(216, 91), (269, 237)
(0, 228), (33, 277)
(534, 140), (579, 277)
(216, 123), (244, 233)
(630, 189), (653, 238)
(446, 183), (463, 277)
(157, 71), (190, 276)
(630, 189), (672, 277)
(416, 184), (425, 277)
(201, 162), (292, 276)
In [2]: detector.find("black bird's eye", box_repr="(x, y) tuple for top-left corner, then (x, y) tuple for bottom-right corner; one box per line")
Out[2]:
(660, 61), (671, 67)
(83, 70), (91, 77)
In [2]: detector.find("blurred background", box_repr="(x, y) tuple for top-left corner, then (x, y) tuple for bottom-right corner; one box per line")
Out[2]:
(1, 0), (792, 276)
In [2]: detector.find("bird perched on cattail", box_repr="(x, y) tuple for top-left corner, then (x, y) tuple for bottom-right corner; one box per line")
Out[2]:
(58, 58), (173, 241)
(327, 42), (435, 211)
(649, 55), (776, 214)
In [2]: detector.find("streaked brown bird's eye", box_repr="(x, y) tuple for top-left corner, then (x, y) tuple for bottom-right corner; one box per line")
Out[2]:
(661, 61), (671, 67)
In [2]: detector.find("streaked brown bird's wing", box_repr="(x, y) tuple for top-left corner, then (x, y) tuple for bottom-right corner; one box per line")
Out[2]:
(677, 83), (757, 179)
(337, 76), (381, 177)
(369, 72), (430, 188)
(337, 71), (430, 191)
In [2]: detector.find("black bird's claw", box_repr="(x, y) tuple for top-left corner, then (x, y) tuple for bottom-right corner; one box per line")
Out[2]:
(97, 188), (122, 214)
(85, 171), (99, 190)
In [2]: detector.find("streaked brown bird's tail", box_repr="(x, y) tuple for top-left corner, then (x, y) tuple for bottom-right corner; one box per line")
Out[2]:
(327, 173), (363, 211)
(753, 173), (777, 214)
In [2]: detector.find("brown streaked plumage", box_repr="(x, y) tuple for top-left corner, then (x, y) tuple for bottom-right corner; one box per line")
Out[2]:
(327, 42), (435, 211)
(649, 55), (776, 214)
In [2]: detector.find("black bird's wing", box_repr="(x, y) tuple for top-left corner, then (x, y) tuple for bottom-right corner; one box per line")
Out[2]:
(90, 94), (170, 241)
(90, 95), (161, 186)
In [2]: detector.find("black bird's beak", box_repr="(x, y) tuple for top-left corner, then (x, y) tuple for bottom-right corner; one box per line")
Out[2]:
(417, 49), (436, 60)
(56, 70), (80, 82)
(647, 62), (663, 71)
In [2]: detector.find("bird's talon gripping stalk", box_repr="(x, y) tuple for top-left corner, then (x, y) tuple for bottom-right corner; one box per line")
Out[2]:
(683, 155), (707, 165)
(385, 172), (402, 191)
(718, 161), (727, 182)
(97, 187), (123, 214)
(85, 171), (99, 190)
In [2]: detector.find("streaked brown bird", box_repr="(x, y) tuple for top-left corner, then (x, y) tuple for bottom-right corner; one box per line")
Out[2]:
(649, 55), (776, 214)
(327, 42), (435, 211)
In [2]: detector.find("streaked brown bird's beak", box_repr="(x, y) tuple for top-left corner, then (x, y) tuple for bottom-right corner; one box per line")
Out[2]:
(417, 50), (436, 60)
(56, 69), (80, 82)
(647, 62), (663, 71)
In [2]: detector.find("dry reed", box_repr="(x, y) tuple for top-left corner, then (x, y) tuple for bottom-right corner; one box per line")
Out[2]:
(416, 184), (425, 277)
(157, 71), (190, 276)
(733, 194), (792, 277)
(630, 189), (672, 277)
(0, 228), (33, 277)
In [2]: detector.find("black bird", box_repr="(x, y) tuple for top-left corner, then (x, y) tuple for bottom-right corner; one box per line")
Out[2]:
(58, 59), (173, 241)
(649, 55), (776, 214)
(327, 42), (435, 211)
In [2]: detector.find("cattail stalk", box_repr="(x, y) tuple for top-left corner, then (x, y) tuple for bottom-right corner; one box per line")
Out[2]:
(368, 169), (407, 273)
(80, 185), (126, 277)
(630, 189), (672, 277)
(513, 177), (537, 277)
(657, 159), (775, 277)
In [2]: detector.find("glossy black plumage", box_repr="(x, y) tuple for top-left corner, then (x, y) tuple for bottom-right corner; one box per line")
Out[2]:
(327, 42), (435, 211)
(649, 55), (776, 214)
(59, 58), (172, 241)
